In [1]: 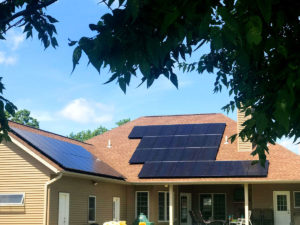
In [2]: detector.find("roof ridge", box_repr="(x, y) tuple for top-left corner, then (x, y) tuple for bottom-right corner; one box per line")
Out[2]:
(8, 121), (93, 146)
(142, 113), (222, 118)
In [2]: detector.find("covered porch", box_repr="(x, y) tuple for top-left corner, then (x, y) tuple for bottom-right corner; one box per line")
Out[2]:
(156, 183), (300, 225)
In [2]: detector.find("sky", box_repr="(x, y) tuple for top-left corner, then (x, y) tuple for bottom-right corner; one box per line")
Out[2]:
(0, 0), (298, 154)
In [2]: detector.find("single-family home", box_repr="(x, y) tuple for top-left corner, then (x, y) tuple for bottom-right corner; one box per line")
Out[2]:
(0, 112), (300, 225)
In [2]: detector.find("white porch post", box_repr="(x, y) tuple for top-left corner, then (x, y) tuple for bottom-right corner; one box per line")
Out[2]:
(244, 183), (249, 225)
(169, 184), (174, 225)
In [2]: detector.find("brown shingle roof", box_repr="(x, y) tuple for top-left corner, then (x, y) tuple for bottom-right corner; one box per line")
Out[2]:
(87, 113), (300, 183)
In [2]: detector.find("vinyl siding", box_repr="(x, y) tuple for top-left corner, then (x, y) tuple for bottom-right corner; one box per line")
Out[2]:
(252, 183), (300, 225)
(48, 176), (127, 225)
(0, 141), (51, 224)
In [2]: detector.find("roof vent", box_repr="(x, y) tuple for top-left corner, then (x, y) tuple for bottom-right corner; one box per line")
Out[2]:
(107, 139), (112, 149)
(224, 136), (229, 144)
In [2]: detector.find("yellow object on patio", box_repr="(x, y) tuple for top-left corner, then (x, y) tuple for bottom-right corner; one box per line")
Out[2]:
(139, 222), (146, 225)
(120, 221), (127, 225)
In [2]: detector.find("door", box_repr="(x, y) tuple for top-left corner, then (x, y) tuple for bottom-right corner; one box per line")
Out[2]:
(180, 193), (192, 225)
(58, 192), (70, 225)
(113, 197), (120, 221)
(273, 191), (291, 225)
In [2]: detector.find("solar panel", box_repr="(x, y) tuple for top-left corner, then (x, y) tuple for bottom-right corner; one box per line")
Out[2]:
(129, 147), (219, 164)
(136, 134), (222, 150)
(128, 123), (226, 138)
(10, 127), (124, 179)
(138, 161), (269, 178)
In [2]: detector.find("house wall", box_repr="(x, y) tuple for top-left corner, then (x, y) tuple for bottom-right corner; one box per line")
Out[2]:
(179, 184), (249, 218)
(126, 185), (179, 225)
(252, 183), (300, 225)
(48, 176), (128, 225)
(0, 141), (52, 224)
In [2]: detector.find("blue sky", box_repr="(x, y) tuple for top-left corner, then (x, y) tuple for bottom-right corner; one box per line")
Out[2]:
(0, 0), (298, 153)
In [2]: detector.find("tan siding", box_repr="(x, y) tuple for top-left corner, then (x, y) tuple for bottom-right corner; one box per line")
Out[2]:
(129, 185), (179, 225)
(0, 141), (51, 225)
(48, 176), (127, 225)
(237, 110), (252, 152)
(252, 183), (300, 225)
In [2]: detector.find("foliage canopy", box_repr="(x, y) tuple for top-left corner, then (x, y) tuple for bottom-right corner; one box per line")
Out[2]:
(6, 109), (39, 128)
(1, 0), (300, 164)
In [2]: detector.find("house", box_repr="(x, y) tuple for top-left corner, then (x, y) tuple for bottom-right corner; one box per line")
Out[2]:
(0, 112), (300, 225)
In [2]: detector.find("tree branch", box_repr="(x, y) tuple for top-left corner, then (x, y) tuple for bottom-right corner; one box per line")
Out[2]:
(0, 0), (58, 25)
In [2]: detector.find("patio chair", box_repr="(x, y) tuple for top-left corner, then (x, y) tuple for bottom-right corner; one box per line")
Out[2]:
(189, 210), (225, 225)
(236, 210), (252, 225)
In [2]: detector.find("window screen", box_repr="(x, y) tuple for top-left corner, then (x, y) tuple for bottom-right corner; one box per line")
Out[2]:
(0, 194), (24, 205)
(88, 196), (96, 222)
(295, 192), (300, 208)
(158, 192), (169, 221)
(136, 192), (149, 218)
(213, 194), (226, 220)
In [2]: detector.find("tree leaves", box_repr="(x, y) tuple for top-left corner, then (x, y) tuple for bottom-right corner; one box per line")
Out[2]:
(72, 46), (82, 72)
(246, 16), (263, 45)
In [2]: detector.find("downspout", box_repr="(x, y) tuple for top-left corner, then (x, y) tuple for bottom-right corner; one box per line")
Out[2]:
(44, 173), (63, 225)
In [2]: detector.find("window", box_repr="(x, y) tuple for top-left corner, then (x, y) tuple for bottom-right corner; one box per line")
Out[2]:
(158, 192), (169, 221)
(0, 193), (25, 206)
(113, 197), (120, 221)
(199, 194), (226, 220)
(294, 192), (300, 208)
(136, 192), (149, 218)
(88, 196), (96, 222)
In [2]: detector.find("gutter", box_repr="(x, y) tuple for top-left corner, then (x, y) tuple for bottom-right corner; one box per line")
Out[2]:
(44, 173), (63, 225)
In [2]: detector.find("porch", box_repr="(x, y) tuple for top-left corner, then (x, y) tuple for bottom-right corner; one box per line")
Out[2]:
(134, 183), (300, 225)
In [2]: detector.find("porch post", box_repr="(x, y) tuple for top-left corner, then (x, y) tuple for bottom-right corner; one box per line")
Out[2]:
(169, 184), (174, 225)
(244, 183), (249, 225)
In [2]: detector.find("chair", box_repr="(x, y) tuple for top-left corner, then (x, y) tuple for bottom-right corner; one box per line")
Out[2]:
(189, 211), (225, 225)
(237, 210), (252, 225)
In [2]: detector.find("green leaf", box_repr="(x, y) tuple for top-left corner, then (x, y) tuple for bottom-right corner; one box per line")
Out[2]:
(72, 46), (82, 72)
(256, 0), (271, 23)
(104, 72), (119, 84)
(108, 0), (115, 7)
(170, 73), (178, 88)
(46, 15), (59, 23)
(246, 16), (262, 45)
(68, 39), (77, 46)
(118, 78), (126, 93)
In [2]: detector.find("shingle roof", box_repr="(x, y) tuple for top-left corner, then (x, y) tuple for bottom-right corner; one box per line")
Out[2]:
(86, 113), (300, 183)
(8, 121), (124, 180)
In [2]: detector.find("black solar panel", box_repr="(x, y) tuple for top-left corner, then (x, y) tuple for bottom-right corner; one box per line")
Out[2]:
(139, 161), (269, 178)
(136, 134), (222, 150)
(11, 127), (124, 179)
(128, 123), (226, 138)
(129, 147), (219, 164)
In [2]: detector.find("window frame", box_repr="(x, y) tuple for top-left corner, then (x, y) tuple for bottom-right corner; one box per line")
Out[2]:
(88, 195), (96, 223)
(294, 191), (300, 208)
(199, 193), (226, 220)
(158, 191), (169, 222)
(135, 191), (150, 219)
(0, 193), (25, 206)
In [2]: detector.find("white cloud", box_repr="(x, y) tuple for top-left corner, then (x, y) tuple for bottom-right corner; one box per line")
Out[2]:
(59, 98), (114, 124)
(279, 137), (299, 154)
(0, 51), (17, 65)
(6, 29), (25, 50)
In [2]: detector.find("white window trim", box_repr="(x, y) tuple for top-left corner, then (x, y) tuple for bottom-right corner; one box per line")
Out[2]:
(0, 193), (25, 206)
(113, 196), (121, 221)
(158, 191), (169, 222)
(135, 191), (150, 219)
(199, 193), (227, 220)
(294, 191), (300, 208)
(88, 195), (96, 223)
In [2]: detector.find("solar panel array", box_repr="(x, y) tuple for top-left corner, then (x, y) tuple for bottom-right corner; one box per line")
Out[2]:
(129, 123), (226, 164)
(139, 161), (269, 178)
(128, 123), (269, 178)
(11, 127), (123, 179)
